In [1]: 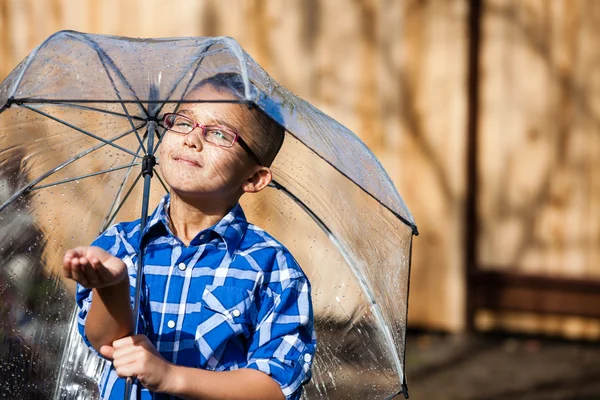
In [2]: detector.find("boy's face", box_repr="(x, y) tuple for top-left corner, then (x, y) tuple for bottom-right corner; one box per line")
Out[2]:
(158, 85), (263, 201)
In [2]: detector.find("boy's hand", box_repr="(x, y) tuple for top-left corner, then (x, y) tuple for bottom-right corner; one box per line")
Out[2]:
(62, 246), (127, 288)
(100, 335), (174, 393)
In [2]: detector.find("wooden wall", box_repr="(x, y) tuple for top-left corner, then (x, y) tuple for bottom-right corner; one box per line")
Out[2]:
(475, 0), (600, 339)
(1, 0), (599, 337)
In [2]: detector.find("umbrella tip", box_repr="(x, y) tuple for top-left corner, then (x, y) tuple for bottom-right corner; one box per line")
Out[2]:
(411, 224), (419, 236)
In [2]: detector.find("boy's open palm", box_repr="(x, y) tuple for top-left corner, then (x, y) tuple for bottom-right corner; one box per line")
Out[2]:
(63, 246), (127, 288)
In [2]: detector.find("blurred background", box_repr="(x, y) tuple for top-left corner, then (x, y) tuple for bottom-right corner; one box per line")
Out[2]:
(1, 0), (599, 399)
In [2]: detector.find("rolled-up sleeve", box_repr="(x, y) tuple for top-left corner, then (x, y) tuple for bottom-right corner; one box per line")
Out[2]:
(245, 270), (316, 400)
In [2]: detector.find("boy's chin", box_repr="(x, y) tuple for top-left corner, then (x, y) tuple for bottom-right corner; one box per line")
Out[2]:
(168, 185), (231, 201)
(169, 185), (208, 197)
(162, 176), (204, 194)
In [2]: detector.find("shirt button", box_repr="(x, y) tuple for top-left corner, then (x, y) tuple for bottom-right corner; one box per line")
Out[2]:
(167, 320), (176, 329)
(232, 309), (241, 318)
(178, 263), (186, 271)
(304, 353), (312, 363)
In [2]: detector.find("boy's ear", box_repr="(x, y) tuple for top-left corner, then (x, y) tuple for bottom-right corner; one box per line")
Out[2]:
(242, 167), (272, 193)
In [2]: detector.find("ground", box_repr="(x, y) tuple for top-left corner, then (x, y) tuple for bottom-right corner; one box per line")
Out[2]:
(405, 330), (600, 400)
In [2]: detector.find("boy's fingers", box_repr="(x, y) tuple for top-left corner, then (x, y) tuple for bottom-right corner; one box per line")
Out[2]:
(112, 335), (136, 348)
(88, 258), (107, 283)
(62, 260), (73, 279)
(64, 249), (79, 260)
(70, 247), (86, 258)
(112, 335), (147, 354)
(100, 345), (115, 359)
(94, 261), (114, 282)
(87, 246), (111, 263)
(70, 262), (85, 284)
(114, 364), (137, 379)
(63, 251), (74, 265)
(81, 264), (100, 287)
(112, 347), (142, 365)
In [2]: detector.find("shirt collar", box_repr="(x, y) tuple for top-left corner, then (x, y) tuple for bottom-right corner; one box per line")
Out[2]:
(144, 194), (248, 256)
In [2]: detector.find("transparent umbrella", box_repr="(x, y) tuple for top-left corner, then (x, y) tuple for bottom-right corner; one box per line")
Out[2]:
(0, 31), (417, 400)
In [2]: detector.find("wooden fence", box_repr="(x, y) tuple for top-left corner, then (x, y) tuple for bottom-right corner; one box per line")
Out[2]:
(1, 0), (599, 338)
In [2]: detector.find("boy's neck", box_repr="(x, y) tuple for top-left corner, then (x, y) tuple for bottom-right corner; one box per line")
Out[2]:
(167, 191), (238, 246)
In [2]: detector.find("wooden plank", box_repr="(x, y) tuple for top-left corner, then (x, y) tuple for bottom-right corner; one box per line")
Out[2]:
(471, 270), (600, 318)
(398, 0), (469, 332)
(465, 0), (482, 331)
(471, 0), (600, 338)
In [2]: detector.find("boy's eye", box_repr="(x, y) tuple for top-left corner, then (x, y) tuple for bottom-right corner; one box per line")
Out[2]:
(166, 115), (195, 132)
(206, 128), (234, 145)
(211, 130), (227, 139)
(174, 119), (193, 128)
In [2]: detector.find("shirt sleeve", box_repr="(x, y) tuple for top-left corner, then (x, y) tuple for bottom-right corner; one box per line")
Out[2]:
(75, 224), (147, 355)
(245, 251), (317, 400)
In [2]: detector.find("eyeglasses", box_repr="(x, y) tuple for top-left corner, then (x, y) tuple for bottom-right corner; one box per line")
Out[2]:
(162, 113), (264, 166)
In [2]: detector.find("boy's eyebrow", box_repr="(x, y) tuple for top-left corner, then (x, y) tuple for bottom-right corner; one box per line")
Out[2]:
(178, 109), (195, 118)
(210, 119), (240, 134)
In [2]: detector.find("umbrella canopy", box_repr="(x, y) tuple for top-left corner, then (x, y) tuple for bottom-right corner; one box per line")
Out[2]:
(0, 31), (417, 399)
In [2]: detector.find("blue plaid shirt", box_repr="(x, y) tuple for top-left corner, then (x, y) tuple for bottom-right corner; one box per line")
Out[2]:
(76, 195), (316, 400)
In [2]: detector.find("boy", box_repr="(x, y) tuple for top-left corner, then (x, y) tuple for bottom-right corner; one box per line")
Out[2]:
(63, 73), (316, 400)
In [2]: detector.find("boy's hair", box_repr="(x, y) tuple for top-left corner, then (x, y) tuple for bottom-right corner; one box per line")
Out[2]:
(190, 73), (285, 168)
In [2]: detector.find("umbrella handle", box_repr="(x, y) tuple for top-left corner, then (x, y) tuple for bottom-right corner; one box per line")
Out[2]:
(123, 115), (158, 400)
(124, 377), (134, 399)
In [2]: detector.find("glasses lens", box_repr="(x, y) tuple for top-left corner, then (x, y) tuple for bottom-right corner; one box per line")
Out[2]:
(204, 126), (236, 147)
(165, 114), (194, 134)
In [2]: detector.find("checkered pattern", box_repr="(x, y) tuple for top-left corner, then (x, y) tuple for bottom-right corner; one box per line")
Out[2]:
(76, 195), (316, 400)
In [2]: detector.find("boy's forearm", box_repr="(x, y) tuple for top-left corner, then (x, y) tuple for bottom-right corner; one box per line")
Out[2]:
(86, 277), (134, 352)
(165, 366), (285, 400)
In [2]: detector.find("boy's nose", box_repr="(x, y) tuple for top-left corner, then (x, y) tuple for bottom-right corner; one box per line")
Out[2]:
(183, 129), (204, 151)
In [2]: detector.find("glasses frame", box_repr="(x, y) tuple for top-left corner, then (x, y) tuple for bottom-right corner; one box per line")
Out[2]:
(162, 112), (264, 167)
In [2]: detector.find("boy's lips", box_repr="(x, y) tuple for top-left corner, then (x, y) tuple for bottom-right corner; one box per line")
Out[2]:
(173, 156), (202, 167)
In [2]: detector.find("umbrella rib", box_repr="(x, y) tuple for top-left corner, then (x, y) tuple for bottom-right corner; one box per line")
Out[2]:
(118, 101), (147, 154)
(153, 123), (168, 151)
(383, 390), (404, 400)
(5, 30), (67, 101)
(103, 171), (143, 231)
(14, 98), (252, 104)
(153, 168), (169, 194)
(21, 104), (142, 159)
(400, 236), (414, 393)
(80, 34), (148, 117)
(269, 179), (407, 386)
(101, 143), (146, 232)
(280, 128), (419, 235)
(48, 102), (147, 121)
(81, 36), (148, 152)
(154, 41), (217, 117)
(30, 162), (142, 191)
(0, 124), (143, 213)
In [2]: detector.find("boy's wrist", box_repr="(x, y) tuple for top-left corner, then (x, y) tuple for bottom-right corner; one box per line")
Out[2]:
(162, 364), (185, 396)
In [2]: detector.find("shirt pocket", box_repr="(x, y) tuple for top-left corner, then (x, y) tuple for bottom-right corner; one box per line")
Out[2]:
(200, 284), (257, 338)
